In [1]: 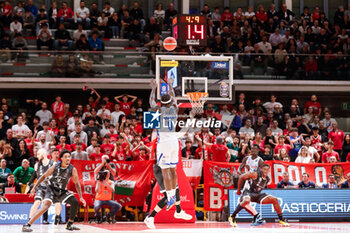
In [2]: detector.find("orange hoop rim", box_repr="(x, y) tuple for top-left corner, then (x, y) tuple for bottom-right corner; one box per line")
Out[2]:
(186, 92), (209, 102)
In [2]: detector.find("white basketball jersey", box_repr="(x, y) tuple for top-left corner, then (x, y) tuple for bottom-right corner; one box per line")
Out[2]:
(157, 106), (178, 143)
(243, 155), (263, 191)
(246, 156), (263, 172)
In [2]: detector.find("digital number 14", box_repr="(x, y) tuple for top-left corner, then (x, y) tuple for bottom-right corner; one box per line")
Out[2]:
(187, 24), (204, 39)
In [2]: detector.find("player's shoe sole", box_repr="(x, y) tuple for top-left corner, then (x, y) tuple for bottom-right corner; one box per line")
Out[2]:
(174, 210), (192, 220)
(144, 217), (156, 229)
(280, 220), (290, 227)
(228, 216), (237, 227)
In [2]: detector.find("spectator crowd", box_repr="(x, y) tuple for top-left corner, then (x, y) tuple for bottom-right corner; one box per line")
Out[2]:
(1, 89), (350, 193)
(201, 3), (350, 79)
(0, 1), (349, 79)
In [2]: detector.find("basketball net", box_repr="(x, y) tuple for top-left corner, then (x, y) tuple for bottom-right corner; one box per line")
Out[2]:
(186, 92), (208, 116)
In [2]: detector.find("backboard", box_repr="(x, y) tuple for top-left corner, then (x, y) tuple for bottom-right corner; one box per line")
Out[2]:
(155, 55), (234, 103)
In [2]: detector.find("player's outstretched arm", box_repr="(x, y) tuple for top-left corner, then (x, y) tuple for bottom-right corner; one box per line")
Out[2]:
(72, 167), (86, 207)
(149, 79), (159, 109)
(237, 172), (258, 195)
(167, 77), (178, 110)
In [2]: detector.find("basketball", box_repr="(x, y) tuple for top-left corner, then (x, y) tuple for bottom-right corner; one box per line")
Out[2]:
(163, 37), (177, 51)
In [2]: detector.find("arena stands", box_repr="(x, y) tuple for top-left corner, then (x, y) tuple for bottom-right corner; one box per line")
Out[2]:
(0, 1), (349, 79)
(1, 90), (350, 193)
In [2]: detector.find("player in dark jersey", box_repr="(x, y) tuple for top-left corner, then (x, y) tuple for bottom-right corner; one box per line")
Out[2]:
(22, 150), (86, 232)
(144, 163), (192, 229)
(229, 164), (289, 227)
(229, 144), (265, 227)
(25, 148), (55, 224)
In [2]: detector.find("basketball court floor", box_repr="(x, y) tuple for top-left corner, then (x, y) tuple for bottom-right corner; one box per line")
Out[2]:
(2, 222), (350, 233)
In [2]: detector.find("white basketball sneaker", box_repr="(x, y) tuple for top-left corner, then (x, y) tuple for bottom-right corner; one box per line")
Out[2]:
(144, 216), (155, 229)
(174, 210), (193, 220)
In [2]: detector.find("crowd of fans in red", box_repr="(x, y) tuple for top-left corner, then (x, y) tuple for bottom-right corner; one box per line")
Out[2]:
(0, 89), (350, 192)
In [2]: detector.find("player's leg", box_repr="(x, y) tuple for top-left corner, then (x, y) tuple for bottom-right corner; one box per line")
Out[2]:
(229, 195), (250, 227)
(240, 182), (258, 216)
(244, 204), (258, 216)
(161, 168), (173, 200)
(22, 199), (52, 232)
(144, 164), (167, 228)
(243, 193), (266, 226)
(144, 193), (167, 229)
(260, 195), (289, 227)
(42, 211), (49, 224)
(173, 186), (192, 220)
(169, 166), (177, 207)
(169, 167), (177, 191)
(63, 195), (81, 230)
(157, 142), (176, 209)
(54, 203), (65, 224)
(166, 143), (180, 210)
(29, 200), (41, 219)
(34, 188), (50, 224)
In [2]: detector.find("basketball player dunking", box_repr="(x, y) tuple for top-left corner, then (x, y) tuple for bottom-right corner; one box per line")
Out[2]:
(22, 150), (86, 232)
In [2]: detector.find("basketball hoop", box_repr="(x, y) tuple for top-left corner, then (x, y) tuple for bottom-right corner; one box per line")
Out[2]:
(186, 92), (208, 115)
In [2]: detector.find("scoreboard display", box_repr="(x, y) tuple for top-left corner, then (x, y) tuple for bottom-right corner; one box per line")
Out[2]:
(173, 15), (207, 47)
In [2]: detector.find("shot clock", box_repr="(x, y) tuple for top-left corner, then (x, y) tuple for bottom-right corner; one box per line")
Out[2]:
(172, 15), (207, 47)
